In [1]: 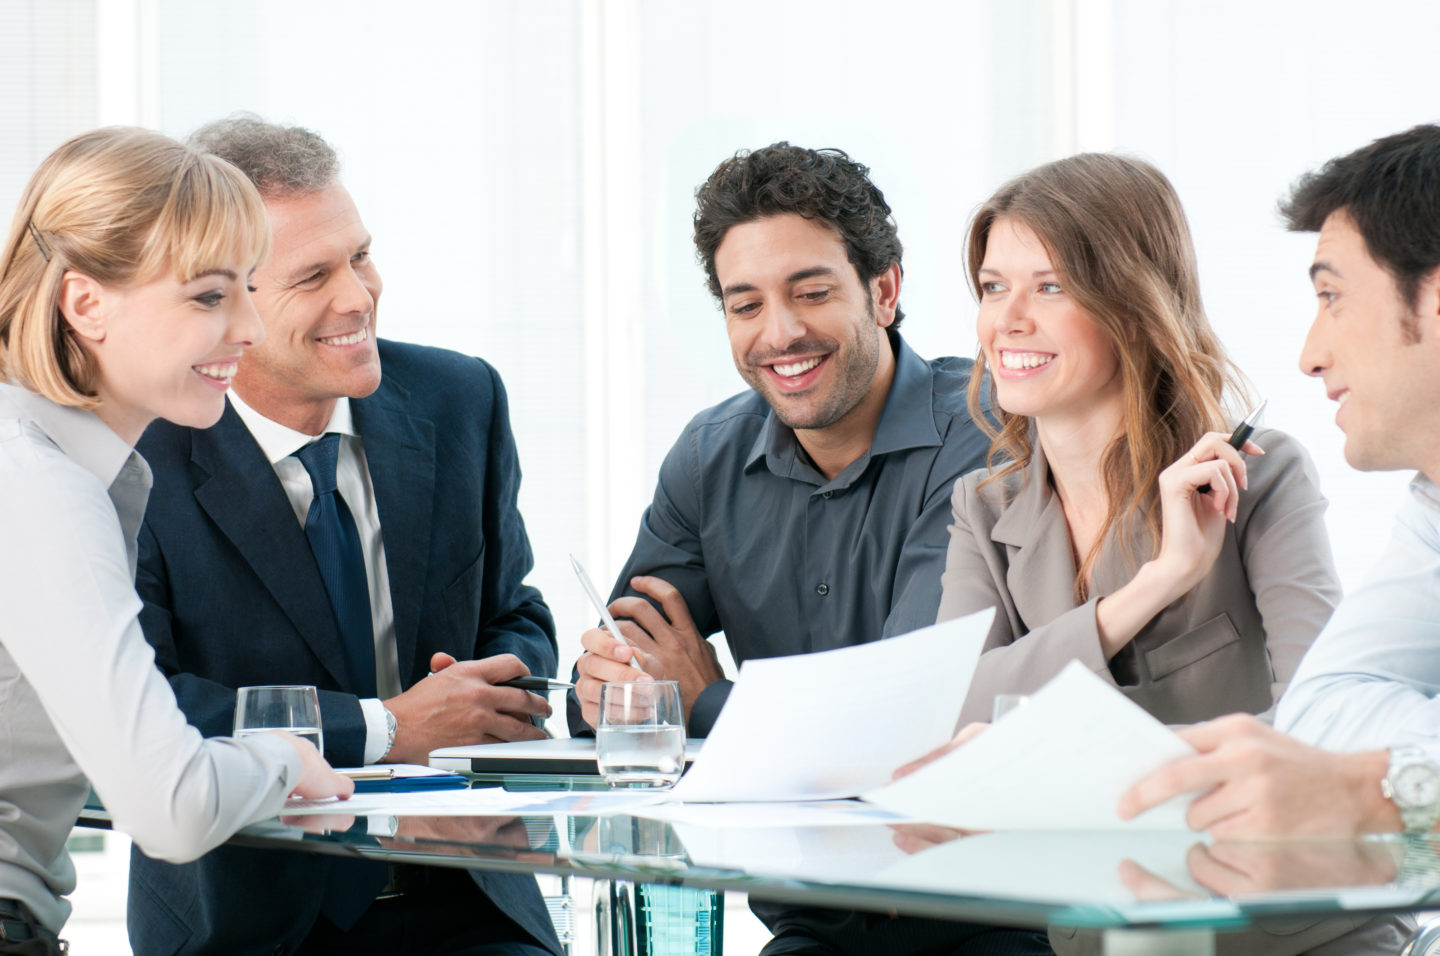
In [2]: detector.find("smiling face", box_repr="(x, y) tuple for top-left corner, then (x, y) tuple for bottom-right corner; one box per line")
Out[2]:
(976, 218), (1123, 434)
(232, 184), (382, 434)
(1300, 210), (1440, 476)
(77, 260), (264, 444)
(715, 214), (897, 436)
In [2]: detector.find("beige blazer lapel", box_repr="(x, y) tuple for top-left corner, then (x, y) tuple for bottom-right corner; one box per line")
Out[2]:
(989, 443), (1083, 630)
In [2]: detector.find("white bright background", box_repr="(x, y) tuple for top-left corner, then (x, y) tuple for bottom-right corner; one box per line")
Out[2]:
(5, 1), (1439, 951)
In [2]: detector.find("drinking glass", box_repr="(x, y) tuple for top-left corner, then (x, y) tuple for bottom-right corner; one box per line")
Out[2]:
(596, 680), (684, 788)
(234, 685), (323, 755)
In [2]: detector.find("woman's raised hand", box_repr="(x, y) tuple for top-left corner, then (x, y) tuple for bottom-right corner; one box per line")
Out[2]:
(1152, 431), (1264, 596)
(1094, 432), (1263, 659)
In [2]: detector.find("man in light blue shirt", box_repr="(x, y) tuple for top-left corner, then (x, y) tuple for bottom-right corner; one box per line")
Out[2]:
(1122, 124), (1440, 840)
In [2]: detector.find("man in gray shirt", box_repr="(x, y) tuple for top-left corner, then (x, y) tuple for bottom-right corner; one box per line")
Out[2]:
(569, 142), (991, 737)
(568, 142), (1048, 956)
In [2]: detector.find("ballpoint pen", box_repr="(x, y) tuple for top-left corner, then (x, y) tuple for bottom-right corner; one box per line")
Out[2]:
(1197, 399), (1267, 495)
(569, 554), (647, 674)
(497, 676), (575, 692)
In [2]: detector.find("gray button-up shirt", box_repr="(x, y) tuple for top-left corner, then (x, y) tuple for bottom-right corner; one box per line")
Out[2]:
(569, 334), (990, 736)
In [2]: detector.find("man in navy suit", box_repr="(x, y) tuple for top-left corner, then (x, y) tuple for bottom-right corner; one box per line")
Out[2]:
(127, 115), (562, 955)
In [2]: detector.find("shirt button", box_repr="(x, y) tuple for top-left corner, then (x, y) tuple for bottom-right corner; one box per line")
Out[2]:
(816, 583), (829, 596)
(822, 491), (833, 499)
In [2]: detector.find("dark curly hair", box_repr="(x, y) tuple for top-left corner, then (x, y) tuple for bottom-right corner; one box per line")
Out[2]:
(693, 143), (905, 327)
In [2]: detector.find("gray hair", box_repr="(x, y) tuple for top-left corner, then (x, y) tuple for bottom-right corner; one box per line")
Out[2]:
(186, 113), (339, 199)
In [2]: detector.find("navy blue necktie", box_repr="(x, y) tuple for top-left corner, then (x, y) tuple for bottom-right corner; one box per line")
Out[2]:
(294, 434), (377, 698)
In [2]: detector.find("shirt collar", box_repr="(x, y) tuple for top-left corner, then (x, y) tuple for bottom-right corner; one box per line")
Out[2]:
(228, 390), (357, 465)
(0, 381), (136, 487)
(743, 333), (941, 477)
(1410, 473), (1440, 514)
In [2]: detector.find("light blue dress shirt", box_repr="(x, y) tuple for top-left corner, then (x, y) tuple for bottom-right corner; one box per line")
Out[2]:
(1278, 474), (1440, 753)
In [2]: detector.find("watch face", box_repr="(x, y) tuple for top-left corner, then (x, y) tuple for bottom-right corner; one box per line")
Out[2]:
(1395, 763), (1440, 808)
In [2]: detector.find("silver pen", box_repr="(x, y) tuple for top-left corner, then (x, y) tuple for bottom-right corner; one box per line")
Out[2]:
(569, 554), (647, 674)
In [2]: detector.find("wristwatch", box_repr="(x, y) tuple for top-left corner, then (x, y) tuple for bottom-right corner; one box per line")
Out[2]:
(379, 705), (398, 762)
(1382, 745), (1440, 833)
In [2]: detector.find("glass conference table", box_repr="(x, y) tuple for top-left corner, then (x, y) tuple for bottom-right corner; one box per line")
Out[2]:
(82, 773), (1440, 956)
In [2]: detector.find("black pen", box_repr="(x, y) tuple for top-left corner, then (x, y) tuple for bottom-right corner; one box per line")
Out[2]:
(1197, 400), (1267, 495)
(497, 677), (575, 692)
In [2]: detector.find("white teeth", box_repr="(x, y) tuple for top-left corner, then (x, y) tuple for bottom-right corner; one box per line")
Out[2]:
(1000, 351), (1053, 371)
(193, 362), (237, 381)
(772, 356), (822, 377)
(1336, 391), (1350, 406)
(319, 328), (368, 347)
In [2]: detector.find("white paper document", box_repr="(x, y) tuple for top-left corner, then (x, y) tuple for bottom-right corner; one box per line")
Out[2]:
(864, 661), (1198, 830)
(668, 609), (992, 802)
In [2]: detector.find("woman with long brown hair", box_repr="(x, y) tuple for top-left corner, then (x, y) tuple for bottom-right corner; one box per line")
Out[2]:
(923, 150), (1418, 955)
(939, 153), (1335, 727)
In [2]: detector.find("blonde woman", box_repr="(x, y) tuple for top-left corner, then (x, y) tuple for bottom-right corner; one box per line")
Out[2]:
(0, 127), (350, 953)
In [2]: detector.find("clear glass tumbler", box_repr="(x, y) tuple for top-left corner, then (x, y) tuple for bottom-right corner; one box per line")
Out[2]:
(596, 680), (684, 788)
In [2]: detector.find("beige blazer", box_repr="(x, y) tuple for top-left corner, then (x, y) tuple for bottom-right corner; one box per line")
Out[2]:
(938, 427), (1340, 726)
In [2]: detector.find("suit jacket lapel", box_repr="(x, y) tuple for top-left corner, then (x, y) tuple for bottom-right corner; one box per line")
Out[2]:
(990, 443), (1082, 630)
(353, 376), (436, 680)
(190, 402), (352, 689)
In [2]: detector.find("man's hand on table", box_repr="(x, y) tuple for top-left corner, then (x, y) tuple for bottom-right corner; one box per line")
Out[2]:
(383, 652), (550, 763)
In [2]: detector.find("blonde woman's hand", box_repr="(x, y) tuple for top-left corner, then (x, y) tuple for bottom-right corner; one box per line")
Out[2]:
(274, 732), (354, 801)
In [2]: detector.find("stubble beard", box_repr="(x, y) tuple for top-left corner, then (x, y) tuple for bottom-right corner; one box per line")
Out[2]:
(744, 302), (881, 432)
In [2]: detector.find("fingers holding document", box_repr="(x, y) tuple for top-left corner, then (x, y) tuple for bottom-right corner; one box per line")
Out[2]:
(1116, 714), (1397, 839)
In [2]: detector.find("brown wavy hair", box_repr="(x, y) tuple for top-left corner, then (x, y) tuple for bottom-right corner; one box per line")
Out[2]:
(965, 153), (1250, 597)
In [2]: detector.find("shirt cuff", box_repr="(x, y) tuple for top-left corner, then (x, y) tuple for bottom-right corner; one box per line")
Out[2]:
(687, 679), (734, 738)
(360, 698), (390, 764)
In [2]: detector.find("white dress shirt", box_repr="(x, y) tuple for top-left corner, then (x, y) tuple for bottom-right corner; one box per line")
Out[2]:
(228, 392), (399, 763)
(1277, 474), (1440, 755)
(0, 382), (300, 934)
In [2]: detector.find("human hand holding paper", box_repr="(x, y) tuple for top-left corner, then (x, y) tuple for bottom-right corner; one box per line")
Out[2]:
(1118, 713), (1398, 838)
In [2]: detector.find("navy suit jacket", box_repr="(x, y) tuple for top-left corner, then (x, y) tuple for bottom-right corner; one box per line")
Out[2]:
(126, 340), (561, 955)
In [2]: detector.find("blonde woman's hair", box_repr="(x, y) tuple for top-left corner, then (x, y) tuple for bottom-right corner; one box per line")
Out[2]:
(965, 153), (1251, 599)
(0, 126), (271, 406)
